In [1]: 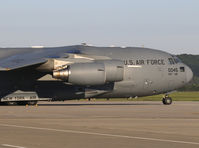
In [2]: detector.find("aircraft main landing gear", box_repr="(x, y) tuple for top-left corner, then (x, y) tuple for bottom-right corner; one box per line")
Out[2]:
(162, 95), (172, 105)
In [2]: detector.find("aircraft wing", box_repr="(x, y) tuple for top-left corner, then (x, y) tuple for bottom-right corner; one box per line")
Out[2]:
(0, 47), (112, 71)
(0, 57), (47, 71)
(0, 48), (67, 71)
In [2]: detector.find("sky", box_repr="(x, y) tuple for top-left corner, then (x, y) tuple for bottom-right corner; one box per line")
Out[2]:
(0, 0), (198, 54)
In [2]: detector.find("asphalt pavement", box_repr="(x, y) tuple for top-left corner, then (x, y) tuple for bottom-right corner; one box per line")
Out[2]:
(0, 101), (199, 148)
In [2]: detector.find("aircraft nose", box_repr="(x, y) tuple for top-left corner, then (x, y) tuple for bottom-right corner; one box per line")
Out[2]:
(186, 65), (193, 83)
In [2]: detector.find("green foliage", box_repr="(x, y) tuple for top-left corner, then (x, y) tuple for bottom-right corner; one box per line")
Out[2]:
(177, 54), (199, 77)
(177, 54), (199, 91)
(88, 92), (199, 101)
(137, 91), (199, 101)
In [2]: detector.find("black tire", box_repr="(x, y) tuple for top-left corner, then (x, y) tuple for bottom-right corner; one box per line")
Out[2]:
(17, 101), (37, 106)
(162, 97), (172, 105)
(17, 101), (28, 106)
(6, 102), (18, 106)
(0, 102), (6, 106)
(27, 101), (38, 105)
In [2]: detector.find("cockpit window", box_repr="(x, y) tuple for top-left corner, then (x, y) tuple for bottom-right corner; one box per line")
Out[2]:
(168, 56), (182, 65)
(168, 58), (175, 65)
(173, 56), (182, 63)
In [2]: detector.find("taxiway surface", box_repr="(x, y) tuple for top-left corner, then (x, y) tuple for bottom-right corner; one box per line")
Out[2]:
(0, 101), (199, 148)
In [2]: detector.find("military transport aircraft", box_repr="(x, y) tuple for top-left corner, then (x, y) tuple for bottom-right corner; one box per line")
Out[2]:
(0, 44), (193, 105)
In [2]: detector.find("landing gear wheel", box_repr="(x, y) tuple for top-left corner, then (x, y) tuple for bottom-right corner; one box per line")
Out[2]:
(17, 101), (28, 106)
(17, 101), (38, 106)
(162, 97), (172, 105)
(27, 101), (38, 106)
(6, 102), (18, 106)
(0, 102), (6, 106)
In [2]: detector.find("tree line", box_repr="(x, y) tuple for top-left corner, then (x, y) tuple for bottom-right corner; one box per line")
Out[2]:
(177, 54), (199, 91)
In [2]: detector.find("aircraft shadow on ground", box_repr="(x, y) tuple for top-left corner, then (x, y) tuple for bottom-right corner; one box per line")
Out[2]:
(38, 103), (161, 106)
(0, 102), (161, 106)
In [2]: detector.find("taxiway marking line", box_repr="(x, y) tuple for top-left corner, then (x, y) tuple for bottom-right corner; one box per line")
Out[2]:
(1, 123), (199, 146)
(1, 144), (26, 148)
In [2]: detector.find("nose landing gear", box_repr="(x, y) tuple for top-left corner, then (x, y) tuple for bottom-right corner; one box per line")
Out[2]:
(162, 95), (172, 105)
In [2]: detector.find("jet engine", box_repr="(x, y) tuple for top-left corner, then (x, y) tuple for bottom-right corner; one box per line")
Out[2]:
(53, 60), (124, 85)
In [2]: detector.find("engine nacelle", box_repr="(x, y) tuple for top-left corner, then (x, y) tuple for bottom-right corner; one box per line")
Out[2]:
(100, 60), (124, 82)
(53, 60), (124, 85)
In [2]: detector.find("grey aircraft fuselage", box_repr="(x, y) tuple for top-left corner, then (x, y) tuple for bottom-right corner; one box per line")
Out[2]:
(0, 45), (193, 103)
(79, 46), (193, 98)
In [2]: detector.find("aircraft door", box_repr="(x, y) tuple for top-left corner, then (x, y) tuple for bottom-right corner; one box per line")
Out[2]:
(143, 66), (164, 93)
